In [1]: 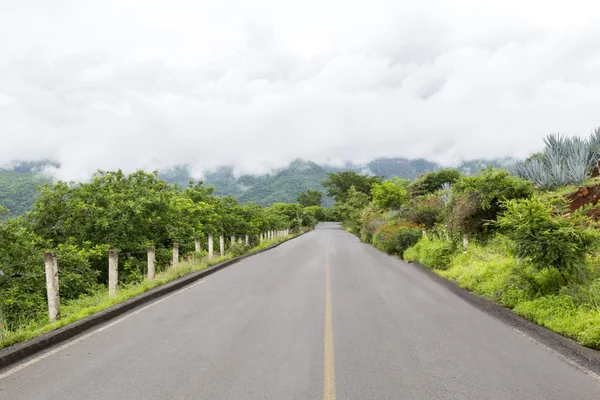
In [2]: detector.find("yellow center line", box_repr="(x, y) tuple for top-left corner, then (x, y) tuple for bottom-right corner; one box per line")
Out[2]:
(324, 232), (337, 400)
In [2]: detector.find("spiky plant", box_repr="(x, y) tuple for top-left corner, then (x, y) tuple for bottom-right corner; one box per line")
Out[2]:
(512, 128), (600, 189)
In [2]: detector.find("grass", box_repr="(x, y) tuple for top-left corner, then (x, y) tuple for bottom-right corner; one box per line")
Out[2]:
(403, 235), (600, 349)
(0, 234), (300, 350)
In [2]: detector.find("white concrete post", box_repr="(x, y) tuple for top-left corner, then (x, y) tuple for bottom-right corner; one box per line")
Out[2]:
(260, 232), (263, 243)
(147, 247), (155, 280)
(208, 234), (214, 259)
(195, 237), (201, 253)
(172, 243), (179, 267)
(231, 234), (235, 245)
(422, 228), (427, 237)
(219, 235), (225, 257)
(44, 251), (60, 322)
(463, 234), (469, 250)
(245, 234), (249, 245)
(108, 250), (118, 298)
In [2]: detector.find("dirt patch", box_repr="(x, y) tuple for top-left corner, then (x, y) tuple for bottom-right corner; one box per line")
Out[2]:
(567, 184), (600, 217)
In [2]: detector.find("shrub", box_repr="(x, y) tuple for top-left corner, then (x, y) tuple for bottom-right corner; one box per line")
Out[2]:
(359, 206), (387, 243)
(402, 194), (443, 229)
(410, 169), (462, 197)
(447, 168), (534, 237)
(228, 242), (251, 257)
(497, 197), (598, 285)
(372, 220), (422, 257)
(371, 178), (409, 211)
(403, 236), (456, 270)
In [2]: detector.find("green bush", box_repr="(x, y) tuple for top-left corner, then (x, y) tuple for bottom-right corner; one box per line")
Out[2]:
(359, 206), (387, 243)
(403, 236), (456, 270)
(228, 242), (251, 257)
(372, 220), (422, 257)
(446, 168), (534, 237)
(402, 194), (443, 229)
(497, 197), (598, 285)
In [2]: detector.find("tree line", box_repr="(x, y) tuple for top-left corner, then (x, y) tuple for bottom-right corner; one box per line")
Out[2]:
(0, 169), (333, 333)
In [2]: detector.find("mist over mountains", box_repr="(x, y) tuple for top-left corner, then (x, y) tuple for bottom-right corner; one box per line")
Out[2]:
(0, 157), (513, 216)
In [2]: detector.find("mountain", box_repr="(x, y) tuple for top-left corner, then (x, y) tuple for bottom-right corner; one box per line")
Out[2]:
(1, 157), (516, 217)
(0, 161), (54, 217)
(322, 157), (515, 179)
(323, 158), (440, 179)
(161, 160), (333, 207)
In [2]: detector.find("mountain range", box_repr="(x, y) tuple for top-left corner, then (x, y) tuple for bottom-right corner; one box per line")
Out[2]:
(0, 157), (514, 216)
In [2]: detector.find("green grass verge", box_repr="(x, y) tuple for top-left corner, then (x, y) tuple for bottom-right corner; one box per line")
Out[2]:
(0, 234), (300, 350)
(403, 235), (600, 349)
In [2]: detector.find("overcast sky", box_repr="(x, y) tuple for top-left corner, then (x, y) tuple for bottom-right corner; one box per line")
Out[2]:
(1, 0), (600, 179)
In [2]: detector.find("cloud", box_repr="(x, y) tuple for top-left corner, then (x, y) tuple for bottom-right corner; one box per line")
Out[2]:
(1, 0), (600, 180)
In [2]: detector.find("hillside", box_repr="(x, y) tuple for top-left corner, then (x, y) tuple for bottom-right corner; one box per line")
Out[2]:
(1, 157), (514, 216)
(161, 160), (333, 207)
(0, 163), (53, 217)
(323, 157), (514, 179)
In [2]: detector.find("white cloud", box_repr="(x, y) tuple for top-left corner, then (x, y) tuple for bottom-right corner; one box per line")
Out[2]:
(1, 0), (600, 179)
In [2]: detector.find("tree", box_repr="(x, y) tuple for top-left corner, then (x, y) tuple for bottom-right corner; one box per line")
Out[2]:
(322, 172), (382, 203)
(402, 194), (444, 229)
(371, 178), (409, 211)
(497, 198), (597, 285)
(446, 168), (534, 236)
(409, 169), (461, 197)
(296, 190), (323, 207)
(334, 186), (370, 232)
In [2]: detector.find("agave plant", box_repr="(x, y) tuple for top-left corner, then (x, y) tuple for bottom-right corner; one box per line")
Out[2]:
(440, 182), (452, 205)
(512, 128), (600, 189)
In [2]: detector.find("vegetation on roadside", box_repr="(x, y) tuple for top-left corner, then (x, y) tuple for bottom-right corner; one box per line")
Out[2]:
(0, 234), (299, 350)
(0, 169), (327, 345)
(328, 128), (600, 349)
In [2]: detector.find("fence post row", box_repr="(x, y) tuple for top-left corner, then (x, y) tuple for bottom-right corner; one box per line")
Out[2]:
(108, 250), (118, 298)
(147, 247), (155, 280)
(43, 251), (60, 322)
(172, 243), (179, 267)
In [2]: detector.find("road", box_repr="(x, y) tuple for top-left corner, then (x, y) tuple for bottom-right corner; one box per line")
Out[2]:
(0, 222), (598, 399)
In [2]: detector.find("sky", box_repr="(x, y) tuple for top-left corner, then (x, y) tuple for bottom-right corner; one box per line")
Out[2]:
(1, 0), (600, 179)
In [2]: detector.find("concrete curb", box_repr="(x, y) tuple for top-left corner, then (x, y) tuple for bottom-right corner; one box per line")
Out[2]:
(407, 260), (600, 376)
(0, 231), (310, 371)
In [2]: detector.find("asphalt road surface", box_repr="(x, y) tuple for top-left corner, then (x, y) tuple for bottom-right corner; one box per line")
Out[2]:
(1, 223), (598, 399)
